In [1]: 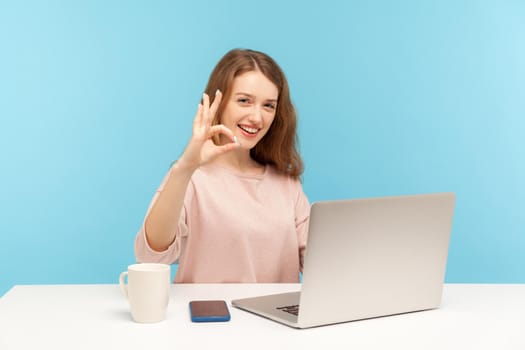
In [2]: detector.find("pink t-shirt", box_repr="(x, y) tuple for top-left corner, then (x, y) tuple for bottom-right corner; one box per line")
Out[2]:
(134, 164), (310, 283)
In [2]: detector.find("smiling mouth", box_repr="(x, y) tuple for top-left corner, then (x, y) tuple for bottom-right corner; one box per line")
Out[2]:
(238, 125), (259, 135)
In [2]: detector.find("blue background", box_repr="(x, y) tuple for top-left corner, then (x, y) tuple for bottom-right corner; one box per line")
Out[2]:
(1, 1), (524, 296)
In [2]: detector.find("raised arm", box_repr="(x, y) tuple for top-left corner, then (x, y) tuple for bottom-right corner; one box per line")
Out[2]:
(143, 91), (239, 251)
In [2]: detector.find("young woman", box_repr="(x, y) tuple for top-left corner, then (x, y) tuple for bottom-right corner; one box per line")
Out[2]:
(135, 49), (310, 283)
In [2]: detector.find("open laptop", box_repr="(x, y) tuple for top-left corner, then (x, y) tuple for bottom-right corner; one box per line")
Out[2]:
(231, 192), (455, 328)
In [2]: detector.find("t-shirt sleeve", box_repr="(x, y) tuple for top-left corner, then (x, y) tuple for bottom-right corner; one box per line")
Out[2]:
(293, 180), (310, 272)
(134, 170), (191, 264)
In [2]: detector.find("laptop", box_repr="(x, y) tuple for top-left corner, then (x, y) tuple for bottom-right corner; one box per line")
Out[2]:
(231, 192), (455, 328)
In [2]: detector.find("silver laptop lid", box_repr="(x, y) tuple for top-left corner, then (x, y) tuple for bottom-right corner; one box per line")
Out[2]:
(297, 193), (455, 328)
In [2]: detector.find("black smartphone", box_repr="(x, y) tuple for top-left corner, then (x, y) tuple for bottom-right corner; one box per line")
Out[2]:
(189, 300), (231, 322)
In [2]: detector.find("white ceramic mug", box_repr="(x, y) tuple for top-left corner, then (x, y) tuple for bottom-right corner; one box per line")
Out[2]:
(119, 263), (171, 323)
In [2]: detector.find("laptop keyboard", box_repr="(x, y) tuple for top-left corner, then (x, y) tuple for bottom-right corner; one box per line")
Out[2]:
(276, 305), (299, 316)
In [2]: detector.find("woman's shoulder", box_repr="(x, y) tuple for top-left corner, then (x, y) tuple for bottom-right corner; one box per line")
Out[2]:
(265, 165), (303, 188)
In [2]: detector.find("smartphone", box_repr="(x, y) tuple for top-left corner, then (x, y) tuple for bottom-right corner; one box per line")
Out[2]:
(189, 300), (231, 322)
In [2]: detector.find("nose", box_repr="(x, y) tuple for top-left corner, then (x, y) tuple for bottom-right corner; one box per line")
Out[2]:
(248, 105), (263, 125)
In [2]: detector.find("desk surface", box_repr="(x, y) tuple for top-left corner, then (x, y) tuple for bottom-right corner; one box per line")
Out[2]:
(1, 283), (524, 349)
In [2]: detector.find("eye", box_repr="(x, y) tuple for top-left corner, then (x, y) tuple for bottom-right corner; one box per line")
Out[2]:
(265, 103), (276, 110)
(237, 97), (250, 104)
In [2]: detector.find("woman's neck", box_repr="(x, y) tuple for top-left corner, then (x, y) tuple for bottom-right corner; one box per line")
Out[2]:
(210, 149), (265, 175)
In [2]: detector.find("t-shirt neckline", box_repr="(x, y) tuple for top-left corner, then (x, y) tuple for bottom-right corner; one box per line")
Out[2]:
(201, 163), (268, 179)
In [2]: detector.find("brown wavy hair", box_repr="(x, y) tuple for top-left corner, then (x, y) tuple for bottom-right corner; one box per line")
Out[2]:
(203, 48), (304, 178)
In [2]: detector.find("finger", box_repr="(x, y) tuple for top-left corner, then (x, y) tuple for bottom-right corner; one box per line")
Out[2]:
(194, 103), (203, 126)
(214, 141), (240, 155)
(208, 89), (222, 121)
(202, 93), (210, 123)
(207, 124), (237, 142)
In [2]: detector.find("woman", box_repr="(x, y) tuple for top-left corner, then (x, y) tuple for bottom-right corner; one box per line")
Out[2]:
(135, 48), (310, 283)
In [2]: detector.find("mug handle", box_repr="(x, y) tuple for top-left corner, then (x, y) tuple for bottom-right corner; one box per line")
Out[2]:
(119, 271), (128, 299)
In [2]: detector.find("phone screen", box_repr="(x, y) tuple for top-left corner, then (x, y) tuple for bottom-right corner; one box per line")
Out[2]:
(189, 300), (231, 322)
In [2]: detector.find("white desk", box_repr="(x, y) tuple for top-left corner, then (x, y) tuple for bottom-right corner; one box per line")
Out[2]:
(0, 284), (524, 349)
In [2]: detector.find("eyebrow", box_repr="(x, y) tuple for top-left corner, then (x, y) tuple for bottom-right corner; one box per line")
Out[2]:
(234, 92), (278, 103)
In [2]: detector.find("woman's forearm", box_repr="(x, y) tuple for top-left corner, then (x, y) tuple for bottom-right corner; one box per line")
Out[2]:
(144, 161), (196, 251)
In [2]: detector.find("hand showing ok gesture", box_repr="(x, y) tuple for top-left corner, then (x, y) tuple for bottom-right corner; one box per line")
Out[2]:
(178, 90), (239, 171)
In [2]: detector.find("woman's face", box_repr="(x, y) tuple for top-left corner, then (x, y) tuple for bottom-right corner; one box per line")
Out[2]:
(219, 70), (279, 149)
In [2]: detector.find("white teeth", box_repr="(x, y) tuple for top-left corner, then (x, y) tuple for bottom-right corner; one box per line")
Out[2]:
(239, 125), (258, 134)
